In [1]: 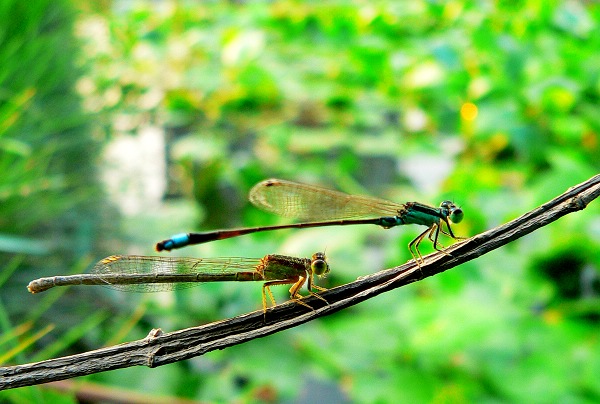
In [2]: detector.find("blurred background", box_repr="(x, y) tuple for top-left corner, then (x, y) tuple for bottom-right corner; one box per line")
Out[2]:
(1, 1), (599, 402)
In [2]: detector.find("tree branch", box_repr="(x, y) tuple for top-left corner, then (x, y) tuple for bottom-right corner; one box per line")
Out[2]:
(2, 174), (599, 390)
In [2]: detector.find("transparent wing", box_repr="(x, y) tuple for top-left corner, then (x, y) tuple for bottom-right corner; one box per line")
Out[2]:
(249, 178), (403, 220)
(92, 255), (261, 293)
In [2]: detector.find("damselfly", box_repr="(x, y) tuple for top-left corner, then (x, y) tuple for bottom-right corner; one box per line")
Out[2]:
(27, 252), (330, 312)
(156, 178), (464, 265)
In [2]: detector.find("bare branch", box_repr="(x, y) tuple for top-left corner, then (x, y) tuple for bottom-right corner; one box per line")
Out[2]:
(1, 174), (599, 390)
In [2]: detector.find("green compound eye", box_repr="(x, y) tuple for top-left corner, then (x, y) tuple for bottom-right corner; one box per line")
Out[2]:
(450, 208), (464, 224)
(311, 253), (330, 276)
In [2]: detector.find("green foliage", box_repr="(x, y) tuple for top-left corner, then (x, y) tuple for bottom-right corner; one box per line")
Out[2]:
(3, 0), (600, 402)
(0, 0), (101, 234)
(0, 0), (106, 391)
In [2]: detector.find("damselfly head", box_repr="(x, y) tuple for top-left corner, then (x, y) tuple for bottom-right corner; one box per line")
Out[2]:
(440, 201), (464, 223)
(311, 252), (330, 276)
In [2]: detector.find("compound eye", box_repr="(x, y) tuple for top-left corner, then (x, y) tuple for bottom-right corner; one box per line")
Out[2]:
(310, 257), (329, 276)
(450, 208), (464, 224)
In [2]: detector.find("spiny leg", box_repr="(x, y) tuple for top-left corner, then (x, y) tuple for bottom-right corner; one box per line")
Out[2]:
(408, 226), (431, 274)
(261, 284), (278, 322)
(262, 283), (279, 312)
(428, 224), (453, 257)
(304, 271), (328, 304)
(439, 219), (466, 240)
(376, 229), (432, 289)
(434, 219), (466, 257)
(287, 276), (317, 310)
(428, 223), (443, 248)
(262, 278), (314, 311)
